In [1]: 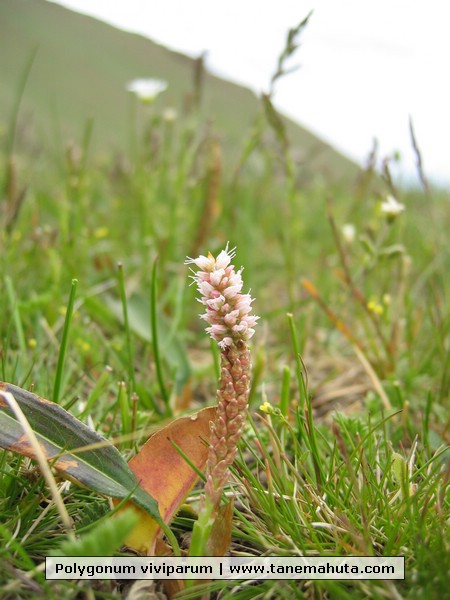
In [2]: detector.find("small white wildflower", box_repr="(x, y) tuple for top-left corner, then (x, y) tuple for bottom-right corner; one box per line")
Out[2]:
(125, 78), (168, 103)
(381, 195), (405, 218)
(186, 244), (258, 349)
(341, 223), (356, 243)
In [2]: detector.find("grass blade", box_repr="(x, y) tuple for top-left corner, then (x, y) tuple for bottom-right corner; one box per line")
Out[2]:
(150, 258), (170, 415)
(53, 278), (77, 404)
(117, 263), (136, 395)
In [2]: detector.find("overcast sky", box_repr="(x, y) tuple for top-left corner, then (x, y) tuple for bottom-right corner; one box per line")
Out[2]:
(50, 0), (449, 186)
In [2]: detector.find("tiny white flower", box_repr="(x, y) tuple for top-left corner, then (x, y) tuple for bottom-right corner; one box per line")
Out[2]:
(199, 281), (215, 297)
(342, 223), (356, 243)
(228, 271), (243, 287)
(188, 252), (215, 271)
(125, 78), (168, 102)
(207, 296), (226, 311)
(224, 310), (240, 327)
(223, 285), (240, 300)
(235, 294), (253, 311)
(381, 195), (405, 218)
(208, 324), (227, 336)
(233, 322), (248, 333)
(218, 337), (233, 350)
(210, 269), (225, 287)
(245, 315), (259, 327)
(215, 248), (235, 270)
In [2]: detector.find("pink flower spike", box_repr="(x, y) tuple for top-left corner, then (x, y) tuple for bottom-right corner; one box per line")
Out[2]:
(186, 246), (258, 547)
(185, 246), (258, 348)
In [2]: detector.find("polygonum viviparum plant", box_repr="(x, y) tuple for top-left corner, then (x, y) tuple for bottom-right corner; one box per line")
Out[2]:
(185, 245), (258, 555)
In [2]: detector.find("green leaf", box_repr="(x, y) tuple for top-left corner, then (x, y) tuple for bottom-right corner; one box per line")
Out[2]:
(103, 293), (191, 393)
(0, 382), (160, 522)
(391, 451), (408, 484)
(50, 509), (139, 557)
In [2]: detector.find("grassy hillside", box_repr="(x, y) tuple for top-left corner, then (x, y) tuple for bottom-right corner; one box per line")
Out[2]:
(0, 0), (359, 182)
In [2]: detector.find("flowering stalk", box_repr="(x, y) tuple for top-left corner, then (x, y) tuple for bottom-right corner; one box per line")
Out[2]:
(185, 245), (258, 555)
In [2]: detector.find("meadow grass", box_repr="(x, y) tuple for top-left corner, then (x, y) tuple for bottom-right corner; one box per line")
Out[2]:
(0, 65), (449, 599)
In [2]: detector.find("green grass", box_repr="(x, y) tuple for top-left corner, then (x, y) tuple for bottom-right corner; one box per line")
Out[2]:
(1, 11), (449, 600)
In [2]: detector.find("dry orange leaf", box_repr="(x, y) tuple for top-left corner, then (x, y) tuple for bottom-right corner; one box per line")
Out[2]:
(115, 406), (215, 555)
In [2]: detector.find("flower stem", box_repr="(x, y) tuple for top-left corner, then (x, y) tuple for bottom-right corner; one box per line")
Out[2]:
(189, 498), (215, 557)
(185, 246), (257, 557)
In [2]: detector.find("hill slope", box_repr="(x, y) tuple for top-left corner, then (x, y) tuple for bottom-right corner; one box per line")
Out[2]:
(0, 0), (359, 182)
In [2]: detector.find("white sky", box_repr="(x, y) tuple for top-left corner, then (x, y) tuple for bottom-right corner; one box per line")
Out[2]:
(50, 0), (449, 185)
